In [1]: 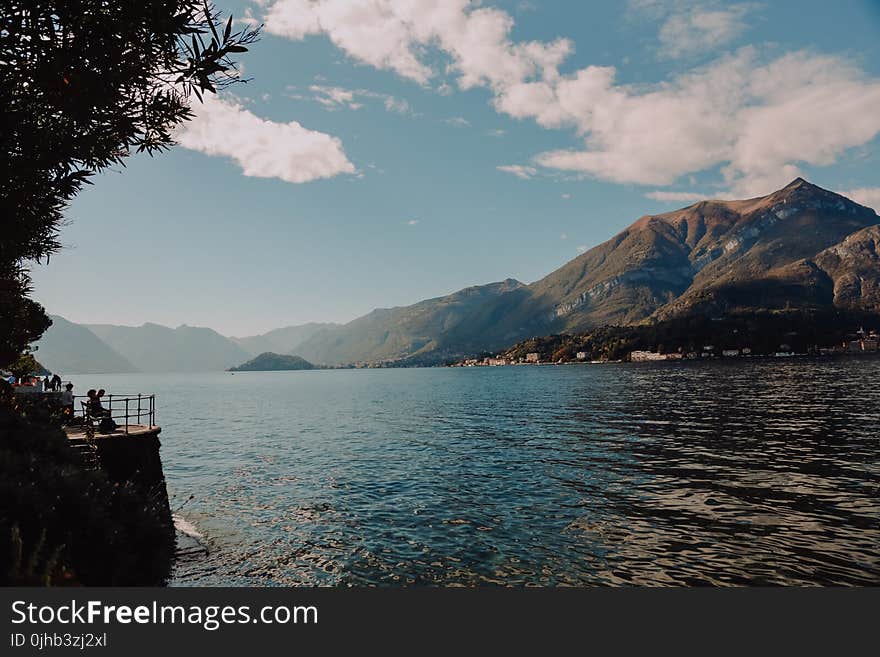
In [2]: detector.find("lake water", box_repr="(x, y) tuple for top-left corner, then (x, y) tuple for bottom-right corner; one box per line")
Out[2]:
(72, 359), (880, 586)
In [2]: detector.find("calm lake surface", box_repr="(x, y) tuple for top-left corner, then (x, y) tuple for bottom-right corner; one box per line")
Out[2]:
(75, 360), (880, 586)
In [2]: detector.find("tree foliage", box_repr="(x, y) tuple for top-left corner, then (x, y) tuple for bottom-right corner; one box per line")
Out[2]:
(7, 352), (42, 380)
(0, 0), (259, 365)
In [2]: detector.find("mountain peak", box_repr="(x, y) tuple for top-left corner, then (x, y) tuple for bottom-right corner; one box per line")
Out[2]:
(783, 177), (810, 190)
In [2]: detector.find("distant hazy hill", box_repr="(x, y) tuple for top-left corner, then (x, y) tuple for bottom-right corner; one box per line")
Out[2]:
(230, 323), (338, 357)
(295, 279), (528, 365)
(228, 352), (315, 371)
(86, 322), (251, 372)
(34, 315), (138, 374)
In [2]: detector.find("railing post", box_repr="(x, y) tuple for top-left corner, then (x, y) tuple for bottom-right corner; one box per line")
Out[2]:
(125, 398), (129, 435)
(137, 394), (142, 426)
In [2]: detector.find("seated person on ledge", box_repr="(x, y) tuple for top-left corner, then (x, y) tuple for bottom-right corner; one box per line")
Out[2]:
(61, 383), (74, 422)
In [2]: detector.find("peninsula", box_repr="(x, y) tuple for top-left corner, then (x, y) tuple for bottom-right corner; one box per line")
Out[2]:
(228, 352), (315, 372)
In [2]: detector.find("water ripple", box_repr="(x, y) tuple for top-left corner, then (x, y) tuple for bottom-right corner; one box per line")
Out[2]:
(74, 359), (880, 586)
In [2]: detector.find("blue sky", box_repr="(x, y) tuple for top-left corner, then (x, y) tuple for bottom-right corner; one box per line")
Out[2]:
(31, 0), (880, 336)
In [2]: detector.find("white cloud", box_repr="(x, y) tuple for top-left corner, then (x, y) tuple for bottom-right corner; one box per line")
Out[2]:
(844, 187), (880, 211)
(497, 164), (538, 179)
(486, 128), (506, 137)
(577, 245), (589, 253)
(657, 4), (751, 59)
(532, 49), (880, 197)
(384, 96), (412, 114)
(445, 117), (471, 127)
(263, 0), (572, 89)
(561, 193), (571, 199)
(407, 219), (420, 225)
(262, 2), (880, 198)
(645, 190), (709, 202)
(176, 95), (356, 184)
(308, 84), (362, 109)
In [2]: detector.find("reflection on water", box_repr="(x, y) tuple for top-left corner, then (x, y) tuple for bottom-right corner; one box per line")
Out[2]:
(80, 360), (880, 586)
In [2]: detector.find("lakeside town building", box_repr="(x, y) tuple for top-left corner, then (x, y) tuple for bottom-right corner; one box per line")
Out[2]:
(453, 327), (879, 367)
(630, 351), (667, 362)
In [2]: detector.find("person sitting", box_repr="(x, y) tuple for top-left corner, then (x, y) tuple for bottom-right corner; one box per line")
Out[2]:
(61, 383), (75, 422)
(87, 389), (117, 432)
(86, 389), (107, 417)
(96, 389), (118, 432)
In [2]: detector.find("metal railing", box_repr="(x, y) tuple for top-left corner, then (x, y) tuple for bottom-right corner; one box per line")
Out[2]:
(74, 394), (156, 435)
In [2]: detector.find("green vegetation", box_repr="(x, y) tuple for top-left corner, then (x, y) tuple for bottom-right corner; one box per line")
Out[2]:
(229, 352), (315, 371)
(500, 309), (880, 363)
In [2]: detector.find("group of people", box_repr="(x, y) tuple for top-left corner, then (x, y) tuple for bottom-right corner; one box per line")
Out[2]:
(2, 374), (120, 431)
(56, 384), (115, 430)
(85, 389), (110, 417)
(42, 373), (64, 391)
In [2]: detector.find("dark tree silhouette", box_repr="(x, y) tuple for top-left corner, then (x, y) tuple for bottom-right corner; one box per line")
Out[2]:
(0, 1), (259, 366)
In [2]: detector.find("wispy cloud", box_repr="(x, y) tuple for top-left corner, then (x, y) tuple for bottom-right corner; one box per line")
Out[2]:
(844, 187), (880, 211)
(308, 84), (362, 110)
(406, 219), (420, 226)
(497, 164), (538, 180)
(176, 95), (356, 184)
(384, 96), (412, 114)
(288, 83), (413, 116)
(560, 233), (568, 240)
(444, 117), (471, 128)
(561, 193), (571, 200)
(645, 190), (709, 203)
(577, 245), (589, 254)
(486, 128), (506, 138)
(656, 3), (753, 59)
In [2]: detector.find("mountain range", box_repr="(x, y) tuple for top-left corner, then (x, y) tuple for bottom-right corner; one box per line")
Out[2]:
(33, 179), (880, 373)
(31, 315), (138, 374)
(34, 318), (327, 374)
